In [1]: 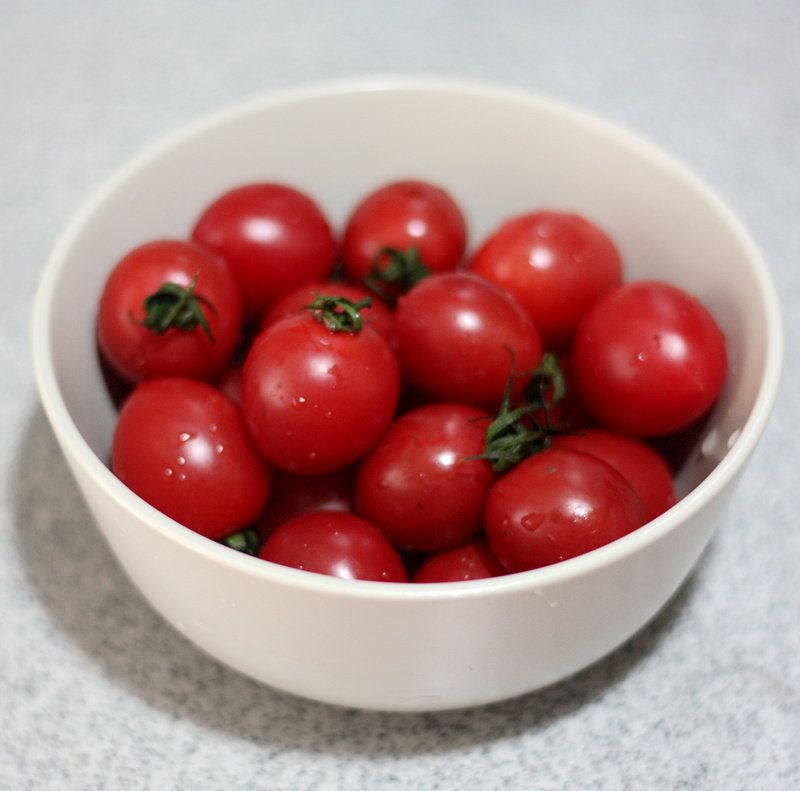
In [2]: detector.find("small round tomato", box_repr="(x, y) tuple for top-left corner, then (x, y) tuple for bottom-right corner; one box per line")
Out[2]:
(242, 300), (400, 475)
(111, 377), (272, 540)
(191, 183), (336, 319)
(483, 448), (645, 572)
(571, 280), (728, 436)
(341, 180), (467, 296)
(393, 272), (543, 411)
(469, 210), (623, 350)
(355, 403), (495, 553)
(411, 537), (505, 583)
(259, 511), (407, 582)
(549, 428), (675, 522)
(256, 465), (356, 541)
(261, 280), (396, 348)
(97, 240), (243, 383)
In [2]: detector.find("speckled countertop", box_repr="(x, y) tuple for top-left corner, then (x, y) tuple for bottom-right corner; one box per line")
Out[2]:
(2, 2), (798, 789)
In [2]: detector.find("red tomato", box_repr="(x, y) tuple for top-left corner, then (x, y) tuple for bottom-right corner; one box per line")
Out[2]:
(97, 240), (243, 383)
(393, 273), (543, 411)
(256, 465), (356, 541)
(111, 377), (272, 540)
(483, 448), (645, 572)
(261, 280), (396, 348)
(241, 306), (400, 475)
(469, 210), (623, 350)
(355, 403), (495, 553)
(259, 511), (407, 582)
(548, 428), (675, 522)
(411, 537), (505, 583)
(571, 280), (727, 436)
(191, 183), (336, 319)
(341, 180), (467, 296)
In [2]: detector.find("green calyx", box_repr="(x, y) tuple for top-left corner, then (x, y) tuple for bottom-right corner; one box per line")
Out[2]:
(136, 271), (216, 341)
(364, 246), (430, 303)
(303, 294), (373, 333)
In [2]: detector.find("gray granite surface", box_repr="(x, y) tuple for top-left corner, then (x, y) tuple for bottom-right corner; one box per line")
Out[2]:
(2, 1), (798, 789)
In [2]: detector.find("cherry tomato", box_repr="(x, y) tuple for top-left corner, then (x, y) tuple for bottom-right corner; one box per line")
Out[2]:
(256, 465), (356, 541)
(97, 240), (243, 383)
(191, 183), (336, 319)
(483, 447), (645, 572)
(469, 210), (623, 350)
(393, 272), (543, 411)
(571, 280), (727, 436)
(355, 403), (495, 553)
(341, 180), (467, 296)
(548, 428), (675, 522)
(411, 537), (505, 583)
(111, 377), (272, 540)
(241, 301), (400, 475)
(261, 280), (396, 348)
(259, 511), (407, 582)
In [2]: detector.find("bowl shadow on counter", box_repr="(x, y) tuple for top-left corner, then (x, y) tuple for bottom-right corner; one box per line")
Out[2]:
(11, 404), (706, 757)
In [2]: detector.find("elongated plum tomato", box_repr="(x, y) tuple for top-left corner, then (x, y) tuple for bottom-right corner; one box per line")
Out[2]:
(469, 210), (623, 350)
(97, 239), (243, 383)
(483, 448), (645, 572)
(571, 280), (727, 436)
(341, 180), (467, 293)
(242, 302), (400, 475)
(549, 428), (675, 522)
(191, 183), (336, 319)
(259, 511), (407, 582)
(111, 377), (272, 540)
(393, 272), (543, 411)
(411, 537), (505, 583)
(355, 403), (495, 553)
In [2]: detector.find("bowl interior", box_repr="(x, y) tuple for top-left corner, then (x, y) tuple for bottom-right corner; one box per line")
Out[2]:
(37, 78), (781, 563)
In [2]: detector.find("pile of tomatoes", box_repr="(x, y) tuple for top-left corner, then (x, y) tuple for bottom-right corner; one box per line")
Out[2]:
(97, 179), (728, 583)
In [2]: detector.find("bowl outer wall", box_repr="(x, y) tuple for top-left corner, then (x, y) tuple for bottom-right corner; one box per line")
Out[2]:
(32, 78), (783, 711)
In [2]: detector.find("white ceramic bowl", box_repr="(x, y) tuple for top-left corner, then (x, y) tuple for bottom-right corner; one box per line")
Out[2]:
(32, 78), (782, 711)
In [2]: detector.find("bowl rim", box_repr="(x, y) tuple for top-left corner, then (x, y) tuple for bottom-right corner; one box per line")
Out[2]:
(31, 75), (784, 602)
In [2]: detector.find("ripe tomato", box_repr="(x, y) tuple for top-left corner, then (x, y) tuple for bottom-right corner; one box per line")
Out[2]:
(355, 403), (495, 553)
(548, 428), (675, 522)
(411, 537), (505, 583)
(393, 272), (543, 411)
(259, 511), (407, 582)
(260, 280), (396, 348)
(341, 180), (467, 297)
(483, 447), (645, 572)
(570, 280), (728, 436)
(256, 465), (356, 541)
(469, 210), (623, 350)
(241, 301), (400, 475)
(111, 377), (272, 540)
(191, 183), (336, 319)
(97, 239), (243, 383)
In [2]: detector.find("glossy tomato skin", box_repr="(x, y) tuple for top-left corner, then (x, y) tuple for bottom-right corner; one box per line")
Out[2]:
(259, 510), (407, 582)
(256, 465), (356, 541)
(241, 314), (400, 475)
(411, 537), (505, 583)
(97, 240), (243, 383)
(355, 403), (495, 554)
(549, 428), (675, 522)
(342, 179), (467, 286)
(394, 273), (543, 411)
(111, 377), (272, 540)
(260, 280), (396, 348)
(191, 183), (337, 319)
(571, 280), (728, 437)
(469, 211), (623, 351)
(483, 448), (645, 572)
